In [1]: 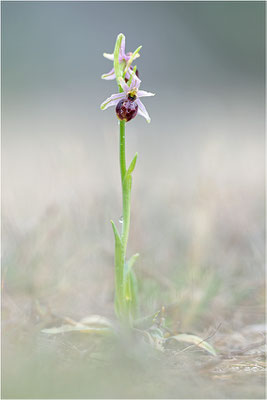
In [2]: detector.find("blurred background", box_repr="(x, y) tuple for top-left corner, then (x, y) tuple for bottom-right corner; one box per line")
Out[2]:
(2, 1), (265, 398)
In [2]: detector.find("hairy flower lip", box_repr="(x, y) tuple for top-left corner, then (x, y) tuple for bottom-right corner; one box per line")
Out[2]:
(116, 98), (138, 122)
(101, 72), (155, 123)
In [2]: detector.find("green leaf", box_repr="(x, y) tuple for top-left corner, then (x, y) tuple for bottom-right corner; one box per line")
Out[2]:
(168, 333), (217, 356)
(123, 254), (139, 320)
(127, 153), (138, 175)
(111, 220), (125, 319)
(126, 253), (139, 272)
(123, 257), (138, 319)
(129, 269), (138, 313)
(110, 220), (122, 246)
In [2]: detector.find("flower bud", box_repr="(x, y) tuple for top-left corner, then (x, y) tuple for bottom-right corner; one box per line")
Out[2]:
(116, 98), (138, 122)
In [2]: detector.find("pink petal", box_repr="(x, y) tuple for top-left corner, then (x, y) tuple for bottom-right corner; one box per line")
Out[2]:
(103, 53), (114, 61)
(119, 35), (126, 61)
(136, 99), (151, 123)
(137, 90), (155, 98)
(129, 73), (141, 90)
(101, 68), (116, 80)
(118, 77), (130, 94)
(100, 93), (125, 110)
(125, 70), (131, 80)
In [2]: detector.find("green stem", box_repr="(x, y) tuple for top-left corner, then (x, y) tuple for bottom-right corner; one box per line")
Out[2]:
(113, 120), (133, 324)
(120, 121), (126, 181)
(120, 121), (131, 252)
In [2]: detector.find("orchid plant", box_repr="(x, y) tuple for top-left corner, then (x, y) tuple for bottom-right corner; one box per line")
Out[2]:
(101, 33), (154, 325)
(42, 34), (216, 358)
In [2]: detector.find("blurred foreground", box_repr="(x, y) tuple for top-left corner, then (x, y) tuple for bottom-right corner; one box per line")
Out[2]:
(2, 129), (265, 399)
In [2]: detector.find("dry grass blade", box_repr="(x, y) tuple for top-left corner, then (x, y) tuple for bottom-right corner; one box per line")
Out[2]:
(42, 314), (115, 335)
(169, 333), (217, 356)
(79, 315), (114, 328)
(42, 324), (113, 335)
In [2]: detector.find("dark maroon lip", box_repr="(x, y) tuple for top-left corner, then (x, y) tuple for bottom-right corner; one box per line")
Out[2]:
(116, 98), (138, 122)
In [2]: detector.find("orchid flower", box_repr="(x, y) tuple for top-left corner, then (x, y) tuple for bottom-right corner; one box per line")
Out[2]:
(100, 73), (155, 123)
(101, 35), (141, 81)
